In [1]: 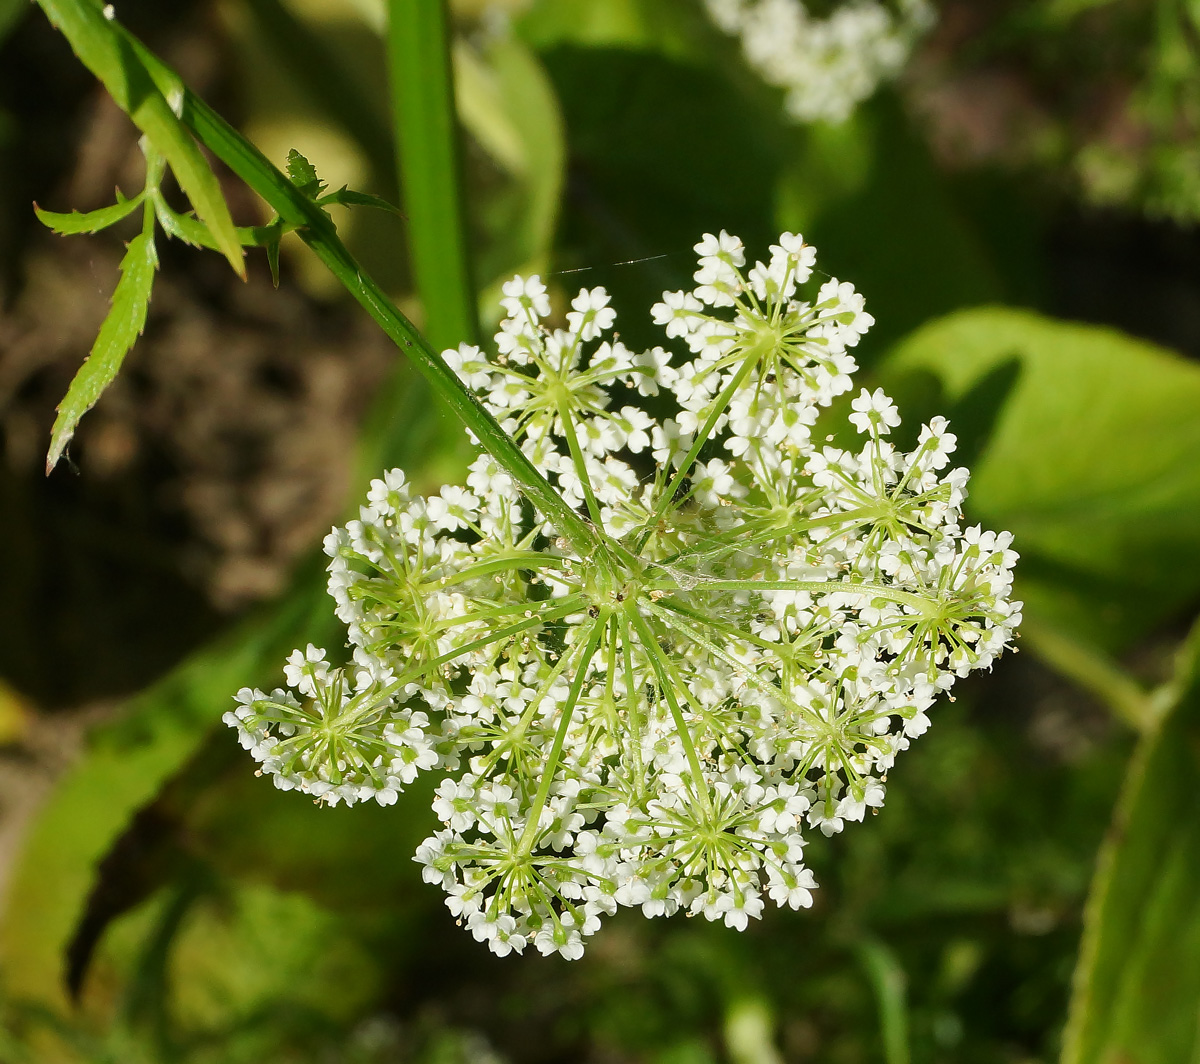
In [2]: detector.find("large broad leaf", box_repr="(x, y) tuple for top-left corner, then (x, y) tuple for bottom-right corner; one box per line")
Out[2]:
(0, 569), (335, 1009)
(880, 307), (1200, 651)
(776, 95), (1011, 357)
(46, 225), (157, 472)
(1060, 659), (1200, 1064)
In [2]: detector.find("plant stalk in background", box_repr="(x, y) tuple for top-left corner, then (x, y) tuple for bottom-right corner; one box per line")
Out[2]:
(386, 0), (479, 351)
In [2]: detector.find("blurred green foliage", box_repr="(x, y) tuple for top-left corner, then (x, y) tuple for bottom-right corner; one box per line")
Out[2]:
(4, 0), (1200, 1061)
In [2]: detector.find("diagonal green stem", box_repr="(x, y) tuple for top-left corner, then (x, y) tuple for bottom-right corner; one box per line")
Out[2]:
(64, 10), (596, 557)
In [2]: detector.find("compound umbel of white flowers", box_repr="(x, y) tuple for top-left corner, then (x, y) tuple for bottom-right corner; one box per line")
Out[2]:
(703, 0), (935, 125)
(225, 230), (1020, 960)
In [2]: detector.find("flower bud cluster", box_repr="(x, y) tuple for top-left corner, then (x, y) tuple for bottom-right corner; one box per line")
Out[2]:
(703, 0), (934, 124)
(225, 230), (1020, 959)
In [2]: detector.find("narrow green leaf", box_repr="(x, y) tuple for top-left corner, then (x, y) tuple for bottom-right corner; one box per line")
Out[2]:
(880, 308), (1200, 652)
(34, 192), (144, 235)
(33, 0), (244, 275)
(266, 235), (282, 287)
(46, 224), (158, 473)
(386, 0), (479, 351)
(152, 194), (286, 251)
(1061, 662), (1200, 1064)
(150, 196), (214, 247)
(317, 186), (404, 216)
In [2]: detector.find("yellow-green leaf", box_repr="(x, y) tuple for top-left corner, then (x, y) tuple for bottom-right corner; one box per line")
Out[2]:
(34, 192), (144, 234)
(880, 308), (1200, 651)
(1061, 662), (1200, 1064)
(34, 0), (244, 275)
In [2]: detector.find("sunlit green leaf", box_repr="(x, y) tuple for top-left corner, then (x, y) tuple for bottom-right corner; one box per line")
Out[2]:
(152, 196), (284, 251)
(1061, 660), (1200, 1064)
(46, 225), (157, 473)
(34, 0), (244, 274)
(0, 564), (334, 1010)
(34, 192), (144, 235)
(880, 307), (1200, 651)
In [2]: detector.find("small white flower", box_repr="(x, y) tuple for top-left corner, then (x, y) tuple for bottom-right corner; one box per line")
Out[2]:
(229, 229), (1018, 962)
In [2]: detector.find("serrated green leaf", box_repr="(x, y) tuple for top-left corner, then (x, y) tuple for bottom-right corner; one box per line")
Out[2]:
(316, 186), (404, 215)
(285, 148), (326, 198)
(33, 0), (244, 275)
(879, 307), (1200, 651)
(152, 196), (283, 252)
(150, 197), (215, 248)
(46, 226), (158, 473)
(34, 192), (144, 235)
(1061, 662), (1200, 1064)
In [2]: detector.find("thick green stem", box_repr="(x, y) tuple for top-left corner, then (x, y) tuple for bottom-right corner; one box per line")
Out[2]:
(386, 0), (478, 351)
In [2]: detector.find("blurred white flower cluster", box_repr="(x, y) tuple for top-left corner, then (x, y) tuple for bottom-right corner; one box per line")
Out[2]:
(703, 0), (934, 123)
(225, 230), (1020, 960)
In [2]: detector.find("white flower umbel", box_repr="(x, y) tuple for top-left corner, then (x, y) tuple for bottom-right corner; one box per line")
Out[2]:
(228, 230), (1020, 959)
(703, 0), (934, 124)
